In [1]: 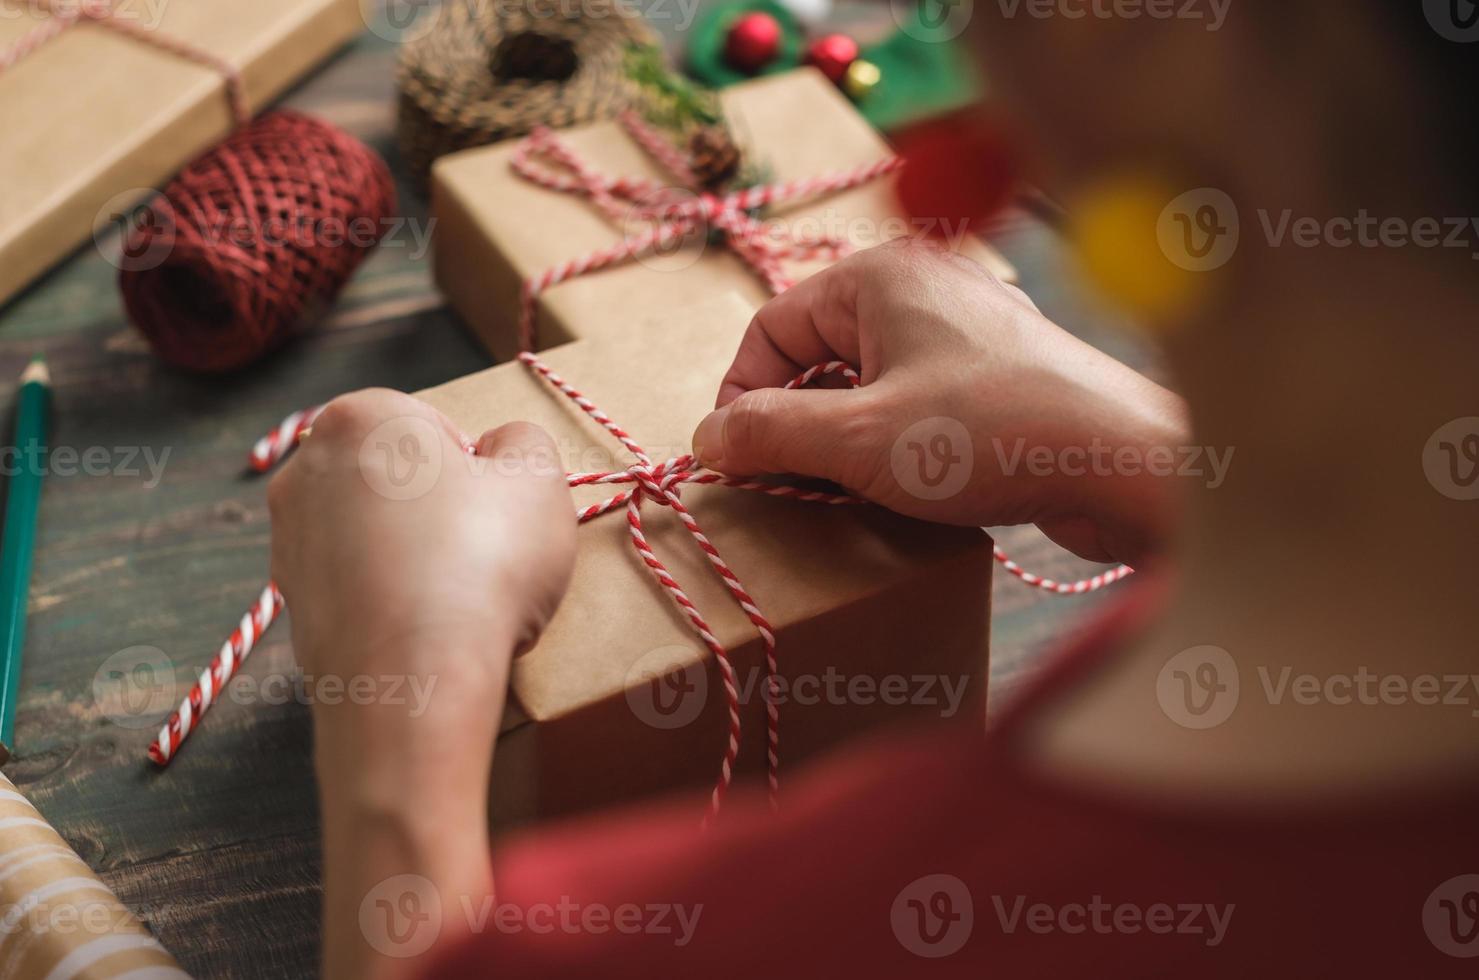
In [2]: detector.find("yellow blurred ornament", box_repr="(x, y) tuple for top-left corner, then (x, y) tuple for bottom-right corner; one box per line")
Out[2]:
(842, 58), (881, 101)
(1068, 175), (1238, 327)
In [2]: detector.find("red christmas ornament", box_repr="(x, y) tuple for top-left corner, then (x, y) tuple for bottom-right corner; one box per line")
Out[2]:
(894, 111), (1019, 237)
(804, 32), (858, 86)
(724, 11), (783, 73)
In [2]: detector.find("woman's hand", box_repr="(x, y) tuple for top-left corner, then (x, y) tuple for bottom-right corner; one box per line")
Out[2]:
(692, 240), (1188, 565)
(268, 389), (575, 980)
(268, 388), (575, 742)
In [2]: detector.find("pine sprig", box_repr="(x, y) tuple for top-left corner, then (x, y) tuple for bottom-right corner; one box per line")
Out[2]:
(624, 42), (723, 131)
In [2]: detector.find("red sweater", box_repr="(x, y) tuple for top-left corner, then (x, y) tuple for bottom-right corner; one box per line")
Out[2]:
(427, 586), (1479, 976)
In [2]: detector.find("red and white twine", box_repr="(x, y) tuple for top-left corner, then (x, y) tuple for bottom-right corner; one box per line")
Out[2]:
(517, 353), (870, 820)
(509, 111), (901, 351)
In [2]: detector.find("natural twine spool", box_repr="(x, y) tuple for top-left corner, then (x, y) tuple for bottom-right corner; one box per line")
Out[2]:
(396, 0), (657, 191)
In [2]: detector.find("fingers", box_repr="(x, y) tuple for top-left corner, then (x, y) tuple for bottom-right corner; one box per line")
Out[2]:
(472, 421), (568, 488)
(471, 421), (576, 646)
(693, 385), (877, 483)
(716, 255), (867, 406)
(716, 239), (1005, 406)
(307, 389), (466, 452)
(472, 419), (574, 520)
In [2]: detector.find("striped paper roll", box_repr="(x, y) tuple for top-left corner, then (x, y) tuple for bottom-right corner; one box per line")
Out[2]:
(0, 774), (185, 980)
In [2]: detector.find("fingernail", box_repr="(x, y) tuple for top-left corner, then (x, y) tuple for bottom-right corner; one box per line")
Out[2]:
(693, 405), (730, 469)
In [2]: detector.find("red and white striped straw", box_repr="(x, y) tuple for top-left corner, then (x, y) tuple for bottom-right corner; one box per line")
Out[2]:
(248, 405), (322, 473)
(148, 582), (283, 765)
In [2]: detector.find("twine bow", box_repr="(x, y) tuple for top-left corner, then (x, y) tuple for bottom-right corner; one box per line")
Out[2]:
(0, 0), (248, 124)
(520, 352), (862, 823)
(509, 111), (903, 351)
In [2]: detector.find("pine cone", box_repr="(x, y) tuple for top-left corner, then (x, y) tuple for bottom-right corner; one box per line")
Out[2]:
(687, 126), (742, 192)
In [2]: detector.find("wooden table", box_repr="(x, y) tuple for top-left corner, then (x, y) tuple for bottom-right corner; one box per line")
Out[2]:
(0, 31), (1150, 978)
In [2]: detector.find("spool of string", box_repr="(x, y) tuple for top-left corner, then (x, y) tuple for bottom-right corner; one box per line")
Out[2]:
(396, 0), (656, 191)
(120, 111), (397, 373)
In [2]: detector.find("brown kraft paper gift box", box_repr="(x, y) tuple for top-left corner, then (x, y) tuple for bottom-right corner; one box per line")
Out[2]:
(431, 67), (1018, 362)
(0, 0), (365, 306)
(414, 294), (992, 825)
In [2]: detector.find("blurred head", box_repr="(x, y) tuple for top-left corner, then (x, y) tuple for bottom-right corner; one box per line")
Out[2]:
(970, 3), (1475, 220)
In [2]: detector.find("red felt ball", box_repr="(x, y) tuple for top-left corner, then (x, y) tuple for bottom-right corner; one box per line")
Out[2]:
(804, 33), (858, 86)
(894, 111), (1019, 237)
(724, 11), (782, 74)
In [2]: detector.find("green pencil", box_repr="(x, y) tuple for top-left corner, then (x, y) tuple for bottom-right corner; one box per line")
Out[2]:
(0, 359), (50, 764)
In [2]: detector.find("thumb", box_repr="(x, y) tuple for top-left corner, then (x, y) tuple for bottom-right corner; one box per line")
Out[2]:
(693, 387), (870, 481)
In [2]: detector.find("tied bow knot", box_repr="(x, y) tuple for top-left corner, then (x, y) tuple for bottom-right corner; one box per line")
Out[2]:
(569, 453), (702, 517)
(629, 455), (693, 502)
(510, 111), (903, 351)
(518, 351), (864, 825)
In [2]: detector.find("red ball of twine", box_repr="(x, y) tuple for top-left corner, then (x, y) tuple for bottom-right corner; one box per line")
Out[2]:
(120, 111), (397, 373)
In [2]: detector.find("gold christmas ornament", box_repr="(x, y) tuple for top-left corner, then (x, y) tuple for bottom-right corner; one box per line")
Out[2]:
(842, 58), (881, 101)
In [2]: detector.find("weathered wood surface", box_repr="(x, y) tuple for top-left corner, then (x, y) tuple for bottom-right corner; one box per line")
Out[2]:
(0, 30), (1153, 979)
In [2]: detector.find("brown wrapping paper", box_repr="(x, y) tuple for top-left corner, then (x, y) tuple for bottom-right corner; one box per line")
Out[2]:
(0, 773), (185, 979)
(416, 294), (992, 824)
(0, 0), (365, 306)
(431, 67), (1018, 362)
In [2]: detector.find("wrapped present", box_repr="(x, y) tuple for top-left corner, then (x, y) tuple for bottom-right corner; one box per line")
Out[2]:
(431, 67), (1017, 361)
(415, 293), (992, 825)
(0, 0), (364, 306)
(0, 773), (184, 978)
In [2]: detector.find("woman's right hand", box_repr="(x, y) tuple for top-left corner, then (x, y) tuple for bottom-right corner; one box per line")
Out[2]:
(692, 239), (1189, 566)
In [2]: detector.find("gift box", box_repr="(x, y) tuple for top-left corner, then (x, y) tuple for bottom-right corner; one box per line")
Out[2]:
(0, 773), (182, 978)
(415, 293), (992, 825)
(430, 67), (1018, 362)
(0, 0), (364, 306)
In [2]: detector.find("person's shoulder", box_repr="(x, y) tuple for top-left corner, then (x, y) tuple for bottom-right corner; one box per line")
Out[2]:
(433, 722), (1013, 978)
